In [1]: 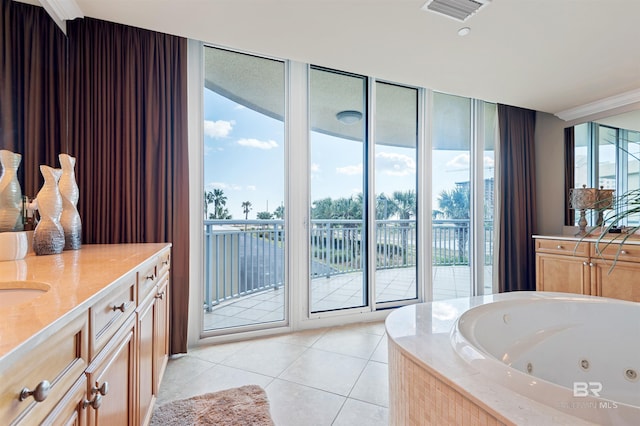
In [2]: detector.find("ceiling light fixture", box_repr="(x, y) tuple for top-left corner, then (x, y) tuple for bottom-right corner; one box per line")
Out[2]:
(336, 110), (363, 125)
(458, 27), (471, 36)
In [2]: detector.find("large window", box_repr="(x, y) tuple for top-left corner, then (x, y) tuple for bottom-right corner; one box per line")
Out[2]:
(202, 47), (286, 333)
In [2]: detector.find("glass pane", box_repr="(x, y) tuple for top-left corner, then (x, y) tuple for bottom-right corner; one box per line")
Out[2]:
(309, 68), (366, 313)
(621, 130), (640, 225)
(374, 82), (418, 303)
(432, 92), (471, 300)
(483, 102), (496, 295)
(598, 126), (617, 189)
(202, 47), (286, 331)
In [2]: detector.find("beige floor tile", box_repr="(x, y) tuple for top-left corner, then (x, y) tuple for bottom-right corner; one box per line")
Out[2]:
(311, 327), (383, 359)
(189, 339), (251, 364)
(332, 398), (389, 426)
(220, 339), (308, 377)
(158, 355), (214, 390)
(265, 379), (345, 426)
(370, 335), (388, 364)
(349, 361), (389, 407)
(267, 327), (328, 347)
(278, 348), (367, 396)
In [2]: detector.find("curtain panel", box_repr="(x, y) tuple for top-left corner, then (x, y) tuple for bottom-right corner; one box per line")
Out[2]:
(0, 0), (67, 197)
(67, 18), (190, 354)
(564, 126), (575, 226)
(497, 104), (537, 292)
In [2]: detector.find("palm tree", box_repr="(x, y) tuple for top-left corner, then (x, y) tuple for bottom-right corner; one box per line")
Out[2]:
(204, 191), (215, 219)
(438, 184), (470, 262)
(241, 201), (252, 220)
(391, 190), (416, 220)
(212, 189), (228, 219)
(273, 204), (285, 219)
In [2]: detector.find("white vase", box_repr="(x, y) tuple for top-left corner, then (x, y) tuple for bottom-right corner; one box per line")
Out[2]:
(59, 153), (81, 250)
(33, 165), (65, 255)
(0, 150), (24, 232)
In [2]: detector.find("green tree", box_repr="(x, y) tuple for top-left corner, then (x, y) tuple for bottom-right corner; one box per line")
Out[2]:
(273, 204), (285, 219)
(437, 184), (470, 262)
(241, 201), (252, 220)
(391, 190), (416, 220)
(257, 211), (273, 220)
(204, 190), (215, 219)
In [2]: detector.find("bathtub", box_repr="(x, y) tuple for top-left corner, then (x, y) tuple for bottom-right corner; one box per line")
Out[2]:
(451, 293), (640, 425)
(386, 292), (640, 425)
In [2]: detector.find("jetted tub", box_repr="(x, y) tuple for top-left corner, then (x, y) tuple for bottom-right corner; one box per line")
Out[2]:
(451, 293), (640, 425)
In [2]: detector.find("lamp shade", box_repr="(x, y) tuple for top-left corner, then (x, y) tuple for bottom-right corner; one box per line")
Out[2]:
(596, 187), (615, 210)
(569, 185), (598, 210)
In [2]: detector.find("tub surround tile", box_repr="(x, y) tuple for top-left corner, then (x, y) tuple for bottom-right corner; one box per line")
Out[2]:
(386, 293), (602, 425)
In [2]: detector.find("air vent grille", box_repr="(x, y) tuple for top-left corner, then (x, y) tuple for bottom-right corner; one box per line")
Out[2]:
(422, 0), (491, 22)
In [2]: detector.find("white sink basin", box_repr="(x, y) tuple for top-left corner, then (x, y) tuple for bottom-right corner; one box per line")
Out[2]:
(0, 281), (50, 308)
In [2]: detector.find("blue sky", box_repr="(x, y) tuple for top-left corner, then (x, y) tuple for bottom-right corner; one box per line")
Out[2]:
(203, 88), (493, 220)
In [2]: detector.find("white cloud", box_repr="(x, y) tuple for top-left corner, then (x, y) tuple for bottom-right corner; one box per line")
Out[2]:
(336, 163), (363, 175)
(376, 152), (416, 177)
(237, 138), (279, 150)
(484, 155), (495, 168)
(204, 119), (234, 138)
(447, 153), (470, 170)
(246, 185), (257, 191)
(208, 182), (242, 191)
(311, 163), (320, 172)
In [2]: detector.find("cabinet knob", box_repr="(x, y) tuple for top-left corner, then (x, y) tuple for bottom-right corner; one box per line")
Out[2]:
(583, 262), (587, 266)
(155, 291), (165, 300)
(92, 381), (109, 396)
(589, 262), (594, 267)
(83, 393), (102, 410)
(146, 274), (155, 281)
(162, 259), (170, 266)
(19, 380), (50, 402)
(620, 250), (627, 255)
(557, 245), (563, 249)
(112, 302), (126, 312)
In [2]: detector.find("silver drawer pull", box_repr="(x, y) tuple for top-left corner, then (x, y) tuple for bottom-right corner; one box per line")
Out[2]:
(162, 259), (170, 266)
(20, 380), (50, 402)
(146, 274), (155, 281)
(557, 245), (563, 249)
(92, 381), (109, 396)
(620, 250), (627, 255)
(83, 393), (102, 410)
(155, 291), (165, 300)
(112, 302), (126, 312)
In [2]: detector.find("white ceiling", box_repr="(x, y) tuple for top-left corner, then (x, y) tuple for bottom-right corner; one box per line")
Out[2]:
(29, 0), (640, 116)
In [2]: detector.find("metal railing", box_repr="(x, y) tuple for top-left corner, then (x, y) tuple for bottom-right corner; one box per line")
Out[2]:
(204, 218), (493, 309)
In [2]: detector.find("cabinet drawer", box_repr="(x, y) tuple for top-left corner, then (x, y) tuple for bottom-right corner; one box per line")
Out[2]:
(0, 311), (88, 426)
(137, 259), (158, 303)
(157, 249), (171, 278)
(89, 275), (136, 359)
(535, 239), (589, 256)
(591, 242), (640, 263)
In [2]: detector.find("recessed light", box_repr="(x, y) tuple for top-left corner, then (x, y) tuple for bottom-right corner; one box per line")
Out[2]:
(336, 110), (363, 124)
(458, 27), (471, 36)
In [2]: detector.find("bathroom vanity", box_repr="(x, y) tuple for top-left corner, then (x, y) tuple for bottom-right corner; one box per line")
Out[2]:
(534, 235), (640, 302)
(0, 243), (171, 425)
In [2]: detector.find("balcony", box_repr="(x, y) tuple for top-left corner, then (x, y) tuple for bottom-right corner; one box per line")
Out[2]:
(203, 219), (493, 329)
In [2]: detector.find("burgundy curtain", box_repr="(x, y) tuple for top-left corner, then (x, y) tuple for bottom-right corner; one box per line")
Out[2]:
(564, 126), (575, 226)
(497, 104), (537, 292)
(0, 0), (67, 197)
(67, 18), (189, 354)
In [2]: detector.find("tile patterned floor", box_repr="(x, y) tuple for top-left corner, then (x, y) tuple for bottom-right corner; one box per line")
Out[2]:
(204, 266), (493, 330)
(156, 322), (389, 426)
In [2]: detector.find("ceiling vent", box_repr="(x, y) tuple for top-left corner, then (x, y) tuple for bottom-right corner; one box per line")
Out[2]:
(421, 0), (491, 22)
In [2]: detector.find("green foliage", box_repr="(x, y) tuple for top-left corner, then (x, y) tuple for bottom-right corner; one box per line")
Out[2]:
(256, 211), (274, 220)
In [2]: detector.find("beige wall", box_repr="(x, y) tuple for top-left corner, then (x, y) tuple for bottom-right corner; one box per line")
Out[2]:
(535, 111), (567, 235)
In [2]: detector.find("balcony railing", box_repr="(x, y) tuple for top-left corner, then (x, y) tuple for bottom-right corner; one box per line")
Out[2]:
(204, 219), (493, 310)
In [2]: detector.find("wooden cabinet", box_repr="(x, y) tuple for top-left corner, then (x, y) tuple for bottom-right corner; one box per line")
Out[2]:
(0, 244), (171, 426)
(535, 237), (640, 302)
(137, 250), (171, 426)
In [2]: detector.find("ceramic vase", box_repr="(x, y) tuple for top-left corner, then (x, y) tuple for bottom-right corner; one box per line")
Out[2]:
(33, 165), (65, 255)
(58, 154), (81, 250)
(0, 150), (24, 232)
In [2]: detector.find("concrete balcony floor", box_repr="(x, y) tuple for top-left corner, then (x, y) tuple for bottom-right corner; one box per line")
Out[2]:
(204, 265), (493, 331)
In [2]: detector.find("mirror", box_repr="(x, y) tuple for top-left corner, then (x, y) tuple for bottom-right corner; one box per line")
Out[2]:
(0, 0), (69, 232)
(565, 110), (640, 226)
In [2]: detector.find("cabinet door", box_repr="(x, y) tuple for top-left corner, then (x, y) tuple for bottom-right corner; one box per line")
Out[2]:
(85, 317), (136, 426)
(42, 375), (87, 426)
(137, 291), (156, 426)
(536, 253), (590, 294)
(593, 260), (640, 302)
(154, 277), (170, 395)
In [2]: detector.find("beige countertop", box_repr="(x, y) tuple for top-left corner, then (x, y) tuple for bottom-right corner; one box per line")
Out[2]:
(0, 243), (170, 362)
(533, 234), (640, 244)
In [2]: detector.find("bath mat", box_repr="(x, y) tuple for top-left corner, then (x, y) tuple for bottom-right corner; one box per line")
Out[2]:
(150, 384), (274, 426)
